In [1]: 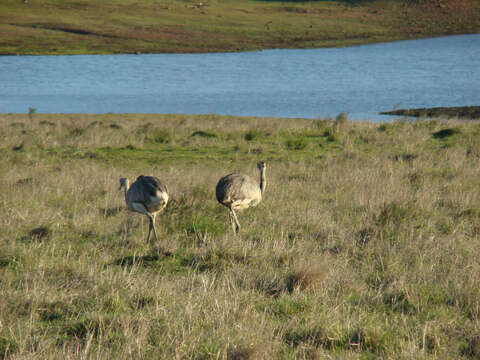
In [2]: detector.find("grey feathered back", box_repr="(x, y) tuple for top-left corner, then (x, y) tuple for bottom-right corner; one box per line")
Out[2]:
(216, 173), (260, 206)
(125, 175), (168, 213)
(137, 175), (168, 197)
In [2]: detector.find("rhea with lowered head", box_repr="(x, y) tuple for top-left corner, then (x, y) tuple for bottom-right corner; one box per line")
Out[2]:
(216, 161), (266, 234)
(119, 175), (169, 243)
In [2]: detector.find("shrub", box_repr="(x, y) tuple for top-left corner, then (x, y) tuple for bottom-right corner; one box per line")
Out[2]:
(323, 128), (338, 142)
(151, 128), (172, 143)
(376, 202), (410, 226)
(245, 129), (260, 141)
(69, 127), (86, 137)
(191, 130), (217, 138)
(335, 112), (348, 125)
(377, 124), (388, 132)
(28, 107), (36, 120)
(285, 137), (308, 150)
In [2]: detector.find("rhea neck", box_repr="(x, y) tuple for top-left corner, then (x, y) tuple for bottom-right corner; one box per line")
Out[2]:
(259, 167), (266, 195)
(120, 178), (130, 199)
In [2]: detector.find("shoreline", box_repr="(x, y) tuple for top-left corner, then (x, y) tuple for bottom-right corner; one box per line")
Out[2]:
(2, 109), (479, 123)
(1, 33), (478, 57)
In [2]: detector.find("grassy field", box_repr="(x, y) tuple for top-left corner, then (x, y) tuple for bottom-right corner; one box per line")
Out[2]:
(1, 113), (480, 358)
(1, 0), (480, 55)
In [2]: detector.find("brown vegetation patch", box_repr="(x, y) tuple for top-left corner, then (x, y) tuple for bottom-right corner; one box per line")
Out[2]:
(392, 153), (418, 162)
(12, 142), (24, 151)
(276, 6), (310, 14)
(15, 177), (34, 186)
(286, 264), (329, 292)
(28, 227), (50, 241)
(284, 325), (331, 348)
(356, 226), (380, 247)
(227, 345), (259, 360)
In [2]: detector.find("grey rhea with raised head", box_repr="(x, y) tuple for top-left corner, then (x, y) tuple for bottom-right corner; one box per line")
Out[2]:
(216, 161), (266, 234)
(119, 175), (169, 242)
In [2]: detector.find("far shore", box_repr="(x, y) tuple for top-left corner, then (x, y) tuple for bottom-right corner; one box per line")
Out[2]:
(381, 106), (480, 120)
(1, 0), (479, 55)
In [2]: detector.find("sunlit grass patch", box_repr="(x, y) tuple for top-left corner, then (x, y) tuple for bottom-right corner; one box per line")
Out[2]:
(182, 216), (225, 237)
(262, 297), (311, 318)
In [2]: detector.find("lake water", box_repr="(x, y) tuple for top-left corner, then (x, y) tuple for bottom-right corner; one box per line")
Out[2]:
(0, 34), (479, 121)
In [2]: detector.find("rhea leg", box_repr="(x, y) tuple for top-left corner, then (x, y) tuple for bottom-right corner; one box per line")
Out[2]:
(228, 210), (236, 233)
(148, 214), (158, 243)
(130, 202), (157, 242)
(229, 207), (241, 234)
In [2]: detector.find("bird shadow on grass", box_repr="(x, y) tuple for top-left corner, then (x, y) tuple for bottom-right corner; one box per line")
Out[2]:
(18, 226), (50, 243)
(432, 128), (460, 139)
(111, 250), (173, 267)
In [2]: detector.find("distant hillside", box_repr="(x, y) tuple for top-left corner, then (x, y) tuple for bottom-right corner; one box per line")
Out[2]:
(0, 0), (479, 54)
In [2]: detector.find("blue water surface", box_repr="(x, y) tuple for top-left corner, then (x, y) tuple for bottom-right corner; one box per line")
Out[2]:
(0, 34), (479, 121)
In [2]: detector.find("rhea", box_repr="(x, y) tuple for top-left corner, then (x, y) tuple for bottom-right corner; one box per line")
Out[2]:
(216, 161), (266, 234)
(119, 175), (169, 242)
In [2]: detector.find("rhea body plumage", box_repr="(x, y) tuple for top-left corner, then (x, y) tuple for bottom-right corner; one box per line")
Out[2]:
(119, 175), (169, 242)
(216, 161), (266, 234)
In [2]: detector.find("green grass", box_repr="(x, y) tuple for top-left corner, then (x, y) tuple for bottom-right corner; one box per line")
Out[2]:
(2, 113), (480, 358)
(0, 0), (479, 54)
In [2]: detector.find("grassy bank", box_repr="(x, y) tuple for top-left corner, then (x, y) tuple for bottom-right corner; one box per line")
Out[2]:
(1, 0), (480, 55)
(1, 113), (480, 358)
